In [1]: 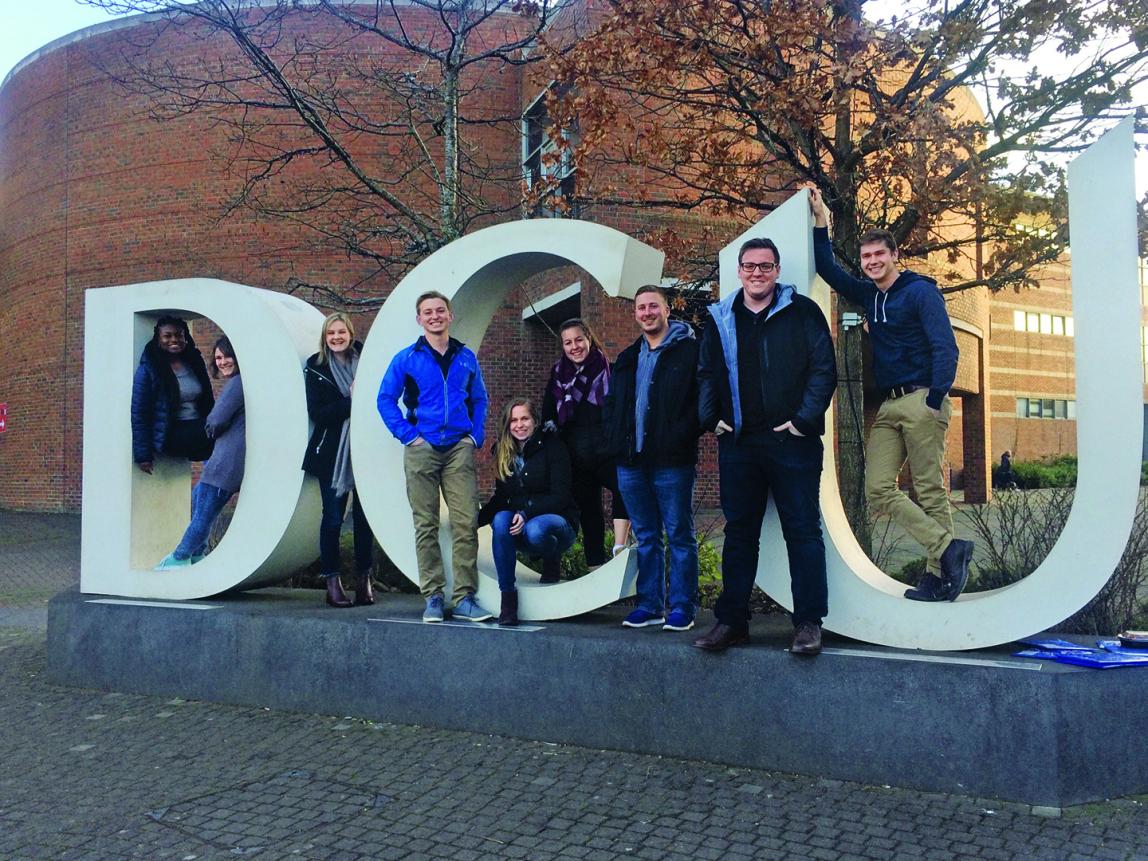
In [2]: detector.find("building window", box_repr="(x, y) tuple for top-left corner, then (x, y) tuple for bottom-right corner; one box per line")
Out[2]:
(1012, 310), (1073, 336)
(522, 92), (576, 217)
(1016, 397), (1076, 419)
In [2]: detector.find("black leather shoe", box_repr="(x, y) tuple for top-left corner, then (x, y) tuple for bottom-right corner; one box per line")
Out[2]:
(904, 572), (945, 601)
(939, 538), (974, 601)
(790, 622), (822, 656)
(692, 622), (749, 652)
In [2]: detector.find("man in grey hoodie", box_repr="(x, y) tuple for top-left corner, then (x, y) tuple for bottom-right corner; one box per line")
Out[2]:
(603, 285), (702, 632)
(809, 186), (973, 602)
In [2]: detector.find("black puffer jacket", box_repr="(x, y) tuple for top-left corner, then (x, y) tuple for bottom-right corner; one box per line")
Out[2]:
(301, 344), (362, 484)
(603, 325), (701, 468)
(478, 431), (580, 530)
(130, 344), (214, 464)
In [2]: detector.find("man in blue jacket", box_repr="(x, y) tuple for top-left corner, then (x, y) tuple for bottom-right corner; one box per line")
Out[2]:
(694, 238), (837, 655)
(809, 186), (973, 602)
(378, 291), (491, 623)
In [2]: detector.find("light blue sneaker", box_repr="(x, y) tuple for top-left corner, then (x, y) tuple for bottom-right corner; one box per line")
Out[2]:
(622, 607), (665, 628)
(154, 553), (191, 571)
(423, 594), (445, 623)
(663, 609), (695, 632)
(453, 593), (493, 622)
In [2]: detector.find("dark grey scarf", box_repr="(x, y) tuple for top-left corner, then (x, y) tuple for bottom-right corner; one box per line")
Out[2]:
(328, 351), (358, 497)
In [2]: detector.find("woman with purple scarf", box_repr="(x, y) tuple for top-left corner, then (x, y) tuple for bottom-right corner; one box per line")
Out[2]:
(542, 318), (630, 571)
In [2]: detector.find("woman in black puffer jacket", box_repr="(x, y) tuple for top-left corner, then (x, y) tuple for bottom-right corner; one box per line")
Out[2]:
(479, 398), (579, 626)
(131, 315), (214, 474)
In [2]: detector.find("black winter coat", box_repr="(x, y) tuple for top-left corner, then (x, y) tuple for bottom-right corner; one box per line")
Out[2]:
(540, 386), (611, 466)
(697, 287), (837, 439)
(130, 345), (214, 464)
(478, 431), (580, 530)
(603, 331), (701, 467)
(301, 344), (362, 484)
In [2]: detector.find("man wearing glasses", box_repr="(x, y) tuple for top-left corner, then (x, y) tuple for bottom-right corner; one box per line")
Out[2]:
(694, 238), (837, 655)
(808, 185), (973, 603)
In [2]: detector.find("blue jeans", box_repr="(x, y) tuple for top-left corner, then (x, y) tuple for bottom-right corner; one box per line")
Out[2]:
(616, 464), (698, 616)
(714, 432), (827, 629)
(173, 482), (234, 560)
(490, 511), (576, 592)
(319, 482), (374, 576)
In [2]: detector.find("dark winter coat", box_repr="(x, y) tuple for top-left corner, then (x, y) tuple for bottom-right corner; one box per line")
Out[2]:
(698, 285), (837, 439)
(603, 325), (701, 468)
(301, 345), (361, 484)
(130, 344), (214, 464)
(477, 431), (580, 530)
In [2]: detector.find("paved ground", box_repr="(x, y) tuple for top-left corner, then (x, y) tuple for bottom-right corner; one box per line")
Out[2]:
(4, 510), (1148, 860)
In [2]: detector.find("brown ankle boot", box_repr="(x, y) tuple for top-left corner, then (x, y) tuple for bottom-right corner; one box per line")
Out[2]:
(498, 591), (519, 626)
(325, 575), (353, 608)
(354, 573), (375, 606)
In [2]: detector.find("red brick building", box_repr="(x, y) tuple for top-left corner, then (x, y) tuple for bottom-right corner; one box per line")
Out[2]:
(2, 5), (1129, 515)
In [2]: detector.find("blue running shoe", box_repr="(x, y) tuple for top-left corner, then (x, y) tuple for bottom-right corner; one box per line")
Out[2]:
(154, 553), (191, 571)
(423, 594), (445, 623)
(622, 608), (665, 628)
(663, 609), (695, 631)
(453, 593), (493, 622)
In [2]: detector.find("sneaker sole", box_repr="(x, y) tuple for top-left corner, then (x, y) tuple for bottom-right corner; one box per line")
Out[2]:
(622, 618), (665, 628)
(663, 621), (695, 631)
(422, 616), (444, 623)
(454, 614), (493, 622)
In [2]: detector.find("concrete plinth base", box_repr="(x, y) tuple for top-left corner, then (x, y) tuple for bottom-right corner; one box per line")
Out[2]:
(46, 589), (1148, 807)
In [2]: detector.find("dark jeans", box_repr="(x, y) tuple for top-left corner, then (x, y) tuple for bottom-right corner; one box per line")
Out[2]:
(714, 432), (827, 629)
(571, 455), (628, 565)
(490, 511), (577, 592)
(173, 481), (233, 560)
(616, 464), (698, 616)
(319, 482), (374, 577)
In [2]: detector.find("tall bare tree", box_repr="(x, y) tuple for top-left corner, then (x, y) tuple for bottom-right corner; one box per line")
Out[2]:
(83, 0), (572, 304)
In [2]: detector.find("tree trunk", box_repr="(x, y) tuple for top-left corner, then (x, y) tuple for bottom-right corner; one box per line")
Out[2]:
(831, 0), (871, 555)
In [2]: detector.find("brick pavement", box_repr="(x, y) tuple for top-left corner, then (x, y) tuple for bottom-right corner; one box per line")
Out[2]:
(3, 512), (1148, 859)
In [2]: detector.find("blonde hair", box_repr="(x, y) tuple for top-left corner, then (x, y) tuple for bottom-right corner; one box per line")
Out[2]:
(317, 312), (356, 365)
(494, 397), (539, 481)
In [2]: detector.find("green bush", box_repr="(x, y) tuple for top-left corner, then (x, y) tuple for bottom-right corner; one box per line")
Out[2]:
(1007, 454), (1078, 489)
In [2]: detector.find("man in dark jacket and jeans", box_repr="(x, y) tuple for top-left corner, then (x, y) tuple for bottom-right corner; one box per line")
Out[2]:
(694, 238), (837, 656)
(808, 186), (973, 602)
(604, 285), (701, 632)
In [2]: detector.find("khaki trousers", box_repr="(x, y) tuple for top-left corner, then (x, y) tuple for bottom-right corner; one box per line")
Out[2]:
(865, 390), (954, 573)
(403, 440), (480, 602)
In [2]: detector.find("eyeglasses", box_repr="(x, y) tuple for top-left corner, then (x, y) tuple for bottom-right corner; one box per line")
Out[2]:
(739, 262), (778, 273)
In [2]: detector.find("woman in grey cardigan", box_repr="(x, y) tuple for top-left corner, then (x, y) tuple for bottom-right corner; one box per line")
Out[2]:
(155, 337), (245, 569)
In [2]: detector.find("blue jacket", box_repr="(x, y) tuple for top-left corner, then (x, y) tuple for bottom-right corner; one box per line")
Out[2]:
(377, 336), (488, 448)
(698, 285), (836, 440)
(813, 226), (958, 409)
(130, 345), (214, 464)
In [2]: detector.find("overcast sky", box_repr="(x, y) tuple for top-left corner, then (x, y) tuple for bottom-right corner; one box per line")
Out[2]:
(2, 0), (1144, 196)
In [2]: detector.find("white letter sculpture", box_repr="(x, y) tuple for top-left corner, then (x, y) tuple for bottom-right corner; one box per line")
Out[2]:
(80, 279), (324, 600)
(80, 119), (1141, 650)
